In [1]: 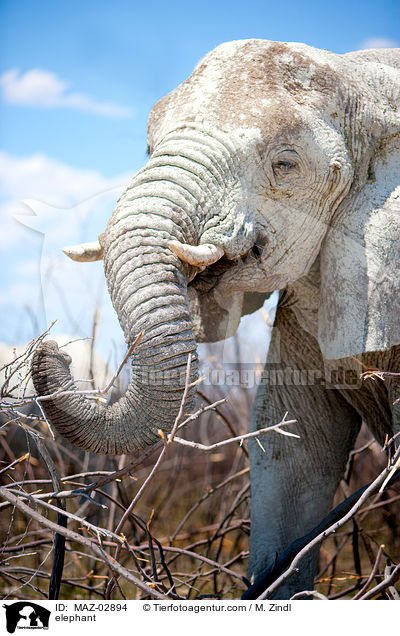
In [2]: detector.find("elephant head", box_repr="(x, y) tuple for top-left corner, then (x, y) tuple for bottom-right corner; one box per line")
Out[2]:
(32, 40), (400, 454)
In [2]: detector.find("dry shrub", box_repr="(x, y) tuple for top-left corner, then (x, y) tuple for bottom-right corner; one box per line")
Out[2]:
(0, 332), (399, 600)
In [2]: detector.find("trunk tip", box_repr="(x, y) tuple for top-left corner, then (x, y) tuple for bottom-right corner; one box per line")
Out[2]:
(33, 340), (72, 368)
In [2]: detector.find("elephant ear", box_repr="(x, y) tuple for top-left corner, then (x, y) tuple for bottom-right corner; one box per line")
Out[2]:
(319, 50), (400, 359)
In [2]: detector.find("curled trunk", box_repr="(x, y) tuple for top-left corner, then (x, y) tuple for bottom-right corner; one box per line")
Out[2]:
(32, 162), (201, 454)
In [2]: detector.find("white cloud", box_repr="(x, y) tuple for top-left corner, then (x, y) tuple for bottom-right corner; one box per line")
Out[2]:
(0, 150), (130, 353)
(360, 37), (399, 49)
(0, 151), (128, 207)
(0, 68), (133, 117)
(0, 150), (131, 246)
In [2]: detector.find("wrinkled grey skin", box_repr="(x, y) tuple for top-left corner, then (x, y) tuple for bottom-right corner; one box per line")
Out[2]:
(31, 40), (400, 598)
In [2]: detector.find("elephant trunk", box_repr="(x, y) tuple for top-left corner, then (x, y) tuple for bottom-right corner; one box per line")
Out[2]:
(31, 163), (202, 454)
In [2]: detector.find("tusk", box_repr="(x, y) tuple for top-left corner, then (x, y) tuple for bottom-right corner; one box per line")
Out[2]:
(168, 240), (224, 268)
(62, 240), (103, 262)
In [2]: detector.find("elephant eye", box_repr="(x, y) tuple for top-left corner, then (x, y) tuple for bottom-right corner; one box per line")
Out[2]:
(273, 160), (295, 173)
(271, 151), (300, 183)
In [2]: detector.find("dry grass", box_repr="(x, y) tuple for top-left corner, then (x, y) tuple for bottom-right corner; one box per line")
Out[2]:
(0, 333), (399, 601)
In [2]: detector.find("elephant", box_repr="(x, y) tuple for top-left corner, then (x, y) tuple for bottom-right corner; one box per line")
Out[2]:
(31, 40), (400, 598)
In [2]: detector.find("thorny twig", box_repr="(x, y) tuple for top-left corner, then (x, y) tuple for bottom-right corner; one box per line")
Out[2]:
(171, 415), (298, 452)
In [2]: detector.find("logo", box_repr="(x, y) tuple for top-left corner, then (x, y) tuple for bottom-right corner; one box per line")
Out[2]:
(3, 602), (50, 633)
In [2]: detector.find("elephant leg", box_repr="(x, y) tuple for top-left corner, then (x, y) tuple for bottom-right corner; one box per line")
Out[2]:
(388, 380), (400, 441)
(248, 307), (361, 599)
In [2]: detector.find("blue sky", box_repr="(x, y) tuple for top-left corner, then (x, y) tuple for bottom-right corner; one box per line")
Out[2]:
(0, 0), (399, 362)
(1, 0), (399, 175)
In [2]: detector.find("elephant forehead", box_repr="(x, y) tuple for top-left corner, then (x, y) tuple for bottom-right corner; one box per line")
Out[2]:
(149, 40), (341, 142)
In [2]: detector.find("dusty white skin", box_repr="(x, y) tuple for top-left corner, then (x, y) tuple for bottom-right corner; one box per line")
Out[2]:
(37, 40), (400, 598)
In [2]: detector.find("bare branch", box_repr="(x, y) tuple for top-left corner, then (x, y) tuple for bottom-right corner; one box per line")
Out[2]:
(0, 486), (167, 600)
(172, 416), (298, 452)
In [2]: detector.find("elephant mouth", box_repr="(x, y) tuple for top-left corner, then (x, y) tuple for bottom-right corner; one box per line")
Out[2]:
(188, 242), (265, 294)
(186, 240), (268, 343)
(188, 254), (235, 294)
